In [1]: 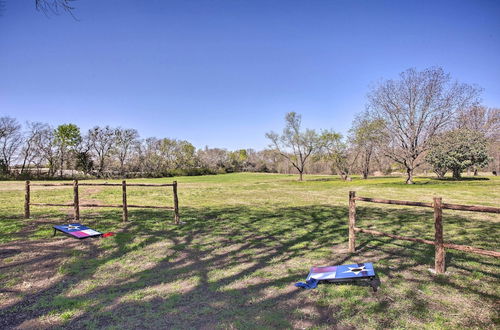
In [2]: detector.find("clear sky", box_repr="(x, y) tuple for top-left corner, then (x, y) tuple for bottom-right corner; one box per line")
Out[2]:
(1, 0), (499, 150)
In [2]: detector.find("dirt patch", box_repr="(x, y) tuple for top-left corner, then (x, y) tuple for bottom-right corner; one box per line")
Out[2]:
(0, 238), (102, 329)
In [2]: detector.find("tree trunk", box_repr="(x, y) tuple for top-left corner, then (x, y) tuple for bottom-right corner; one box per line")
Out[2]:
(362, 149), (371, 179)
(405, 168), (414, 184)
(473, 167), (478, 176)
(434, 169), (446, 179)
(452, 168), (461, 179)
(60, 149), (64, 178)
(298, 171), (303, 181)
(120, 160), (125, 177)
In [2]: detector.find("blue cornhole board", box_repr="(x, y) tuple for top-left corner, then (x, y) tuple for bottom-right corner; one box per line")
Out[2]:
(53, 223), (102, 239)
(297, 262), (379, 291)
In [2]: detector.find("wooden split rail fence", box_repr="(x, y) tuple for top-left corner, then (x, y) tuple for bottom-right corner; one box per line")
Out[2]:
(24, 180), (180, 224)
(348, 191), (500, 274)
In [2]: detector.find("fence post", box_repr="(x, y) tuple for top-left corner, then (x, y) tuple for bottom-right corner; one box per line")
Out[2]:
(122, 180), (128, 221)
(73, 180), (80, 221)
(349, 191), (356, 253)
(173, 181), (180, 224)
(434, 197), (445, 274)
(24, 180), (30, 219)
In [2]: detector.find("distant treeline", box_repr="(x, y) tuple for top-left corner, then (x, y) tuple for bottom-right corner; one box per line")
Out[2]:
(0, 119), (287, 179)
(1, 67), (499, 181)
(0, 118), (336, 179)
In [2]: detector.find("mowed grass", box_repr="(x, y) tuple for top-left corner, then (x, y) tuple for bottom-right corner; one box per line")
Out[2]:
(0, 173), (499, 329)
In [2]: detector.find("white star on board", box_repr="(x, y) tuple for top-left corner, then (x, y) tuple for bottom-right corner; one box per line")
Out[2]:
(65, 225), (80, 230)
(343, 265), (366, 275)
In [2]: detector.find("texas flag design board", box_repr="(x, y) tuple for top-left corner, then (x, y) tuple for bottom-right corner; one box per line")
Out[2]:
(306, 263), (375, 281)
(53, 223), (102, 239)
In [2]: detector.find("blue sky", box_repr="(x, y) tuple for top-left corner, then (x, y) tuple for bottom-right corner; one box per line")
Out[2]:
(1, 0), (499, 150)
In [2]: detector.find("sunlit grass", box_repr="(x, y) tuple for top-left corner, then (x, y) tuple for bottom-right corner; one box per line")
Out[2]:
(0, 173), (498, 328)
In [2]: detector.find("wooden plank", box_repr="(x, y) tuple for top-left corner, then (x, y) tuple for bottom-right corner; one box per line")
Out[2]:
(24, 181), (30, 219)
(79, 204), (123, 208)
(78, 183), (122, 186)
(126, 183), (175, 187)
(354, 227), (500, 258)
(77, 183), (174, 187)
(31, 182), (174, 187)
(355, 196), (499, 214)
(122, 180), (128, 221)
(173, 181), (180, 224)
(354, 196), (433, 208)
(128, 204), (174, 209)
(30, 203), (74, 207)
(442, 203), (500, 214)
(348, 191), (356, 253)
(78, 203), (174, 209)
(30, 183), (73, 186)
(434, 197), (445, 274)
(73, 180), (80, 221)
(354, 227), (436, 245)
(442, 243), (500, 258)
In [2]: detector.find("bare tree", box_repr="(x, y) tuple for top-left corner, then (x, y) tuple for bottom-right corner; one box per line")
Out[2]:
(114, 128), (139, 176)
(197, 147), (230, 172)
(88, 126), (116, 177)
(367, 67), (481, 184)
(457, 106), (499, 139)
(35, 124), (58, 177)
(349, 114), (387, 179)
(0, 117), (22, 174)
(266, 112), (320, 181)
(19, 122), (47, 175)
(35, 0), (77, 18)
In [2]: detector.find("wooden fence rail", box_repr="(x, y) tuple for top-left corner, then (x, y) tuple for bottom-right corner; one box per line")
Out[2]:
(24, 180), (180, 224)
(348, 191), (500, 274)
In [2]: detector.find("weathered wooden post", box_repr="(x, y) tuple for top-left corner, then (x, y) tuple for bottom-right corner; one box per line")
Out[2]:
(122, 180), (128, 221)
(173, 181), (180, 224)
(24, 180), (30, 219)
(73, 180), (80, 221)
(434, 197), (445, 274)
(348, 191), (356, 253)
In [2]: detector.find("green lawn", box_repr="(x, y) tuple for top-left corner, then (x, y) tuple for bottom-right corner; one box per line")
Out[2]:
(0, 173), (499, 329)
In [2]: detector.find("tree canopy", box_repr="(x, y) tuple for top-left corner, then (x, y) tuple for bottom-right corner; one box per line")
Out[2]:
(426, 129), (489, 179)
(367, 67), (481, 184)
(266, 112), (321, 181)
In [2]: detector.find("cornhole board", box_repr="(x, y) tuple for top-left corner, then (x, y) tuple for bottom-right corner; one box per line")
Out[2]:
(53, 223), (102, 239)
(307, 262), (378, 291)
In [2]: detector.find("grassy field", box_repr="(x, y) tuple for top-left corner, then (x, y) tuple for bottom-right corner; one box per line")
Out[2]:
(0, 173), (499, 329)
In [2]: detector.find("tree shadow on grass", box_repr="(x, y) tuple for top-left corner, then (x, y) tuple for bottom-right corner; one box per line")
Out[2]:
(0, 204), (498, 329)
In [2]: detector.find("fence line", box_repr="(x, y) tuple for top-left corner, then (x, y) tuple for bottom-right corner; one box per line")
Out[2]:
(29, 182), (175, 187)
(348, 191), (500, 274)
(24, 180), (180, 224)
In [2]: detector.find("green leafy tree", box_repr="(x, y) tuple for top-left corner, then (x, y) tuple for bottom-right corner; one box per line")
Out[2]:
(75, 151), (94, 175)
(229, 149), (249, 172)
(426, 129), (489, 179)
(266, 112), (320, 181)
(54, 124), (81, 177)
(319, 130), (356, 181)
